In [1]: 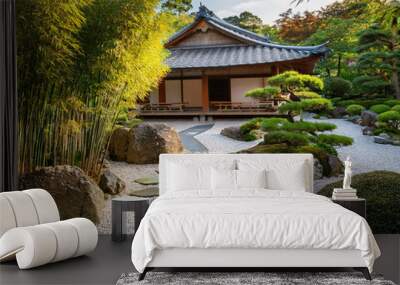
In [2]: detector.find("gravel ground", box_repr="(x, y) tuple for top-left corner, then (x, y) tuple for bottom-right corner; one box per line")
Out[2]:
(194, 119), (262, 153)
(305, 115), (400, 174)
(97, 162), (158, 234)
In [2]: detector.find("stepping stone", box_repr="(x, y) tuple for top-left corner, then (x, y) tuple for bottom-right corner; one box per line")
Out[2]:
(129, 187), (159, 198)
(134, 176), (158, 185)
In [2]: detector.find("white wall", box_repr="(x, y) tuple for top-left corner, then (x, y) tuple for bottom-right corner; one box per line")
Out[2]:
(149, 88), (158, 104)
(183, 79), (202, 107)
(230, 78), (264, 102)
(165, 80), (182, 103)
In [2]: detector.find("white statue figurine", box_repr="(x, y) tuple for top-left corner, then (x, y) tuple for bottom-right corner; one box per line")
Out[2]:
(343, 156), (352, 189)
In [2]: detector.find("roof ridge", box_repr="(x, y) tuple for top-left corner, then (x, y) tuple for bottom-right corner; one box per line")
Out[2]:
(166, 5), (329, 52)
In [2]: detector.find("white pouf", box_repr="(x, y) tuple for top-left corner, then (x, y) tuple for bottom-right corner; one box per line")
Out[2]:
(0, 189), (98, 269)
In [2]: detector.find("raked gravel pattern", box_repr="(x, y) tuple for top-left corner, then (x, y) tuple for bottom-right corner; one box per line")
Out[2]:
(304, 115), (400, 174)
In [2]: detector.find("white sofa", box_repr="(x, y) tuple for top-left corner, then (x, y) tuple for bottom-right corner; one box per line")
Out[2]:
(0, 189), (98, 269)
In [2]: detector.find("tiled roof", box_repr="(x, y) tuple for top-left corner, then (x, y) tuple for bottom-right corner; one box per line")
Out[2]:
(166, 5), (329, 69)
(166, 44), (328, 69)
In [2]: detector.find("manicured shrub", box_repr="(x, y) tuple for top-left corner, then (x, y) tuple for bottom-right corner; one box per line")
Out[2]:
(281, 121), (336, 133)
(324, 77), (352, 98)
(335, 98), (388, 108)
(318, 171), (400, 233)
(391, 105), (400, 113)
(384, 99), (400, 107)
(313, 122), (337, 132)
(278, 101), (303, 114)
(264, 131), (310, 146)
(243, 130), (260, 141)
(240, 118), (264, 134)
(335, 99), (360, 107)
(281, 121), (319, 133)
(346, 104), (364, 115)
(295, 91), (322, 99)
(370, 104), (391, 114)
(268, 71), (324, 92)
(278, 98), (333, 118)
(239, 143), (340, 177)
(301, 98), (333, 113)
(260, 118), (288, 131)
(263, 86), (281, 97)
(316, 142), (338, 156)
(244, 86), (281, 100)
(316, 134), (353, 146)
(377, 111), (400, 130)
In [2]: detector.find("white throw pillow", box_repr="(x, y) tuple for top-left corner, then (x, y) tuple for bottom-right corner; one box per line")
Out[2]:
(211, 169), (267, 191)
(238, 159), (307, 191)
(236, 169), (267, 189)
(211, 168), (236, 191)
(166, 160), (237, 192)
(167, 162), (211, 191)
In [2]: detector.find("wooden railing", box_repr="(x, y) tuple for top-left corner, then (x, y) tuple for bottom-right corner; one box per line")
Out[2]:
(138, 102), (186, 112)
(137, 99), (287, 113)
(210, 100), (286, 112)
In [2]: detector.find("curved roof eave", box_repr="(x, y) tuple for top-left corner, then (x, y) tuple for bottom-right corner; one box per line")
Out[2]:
(166, 5), (329, 54)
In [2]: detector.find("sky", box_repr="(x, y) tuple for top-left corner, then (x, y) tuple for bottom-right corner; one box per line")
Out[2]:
(191, 0), (339, 25)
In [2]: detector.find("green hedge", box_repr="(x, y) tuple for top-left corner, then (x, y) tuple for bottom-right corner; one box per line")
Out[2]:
(335, 98), (389, 108)
(318, 171), (400, 233)
(346, 104), (364, 115)
(316, 134), (353, 146)
(240, 117), (264, 134)
(391, 105), (400, 113)
(369, 104), (391, 114)
(264, 131), (310, 146)
(324, 77), (352, 98)
(295, 91), (322, 99)
(384, 99), (400, 107)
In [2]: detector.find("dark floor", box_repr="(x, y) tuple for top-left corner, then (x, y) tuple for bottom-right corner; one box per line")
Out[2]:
(1, 235), (399, 285)
(0, 236), (133, 285)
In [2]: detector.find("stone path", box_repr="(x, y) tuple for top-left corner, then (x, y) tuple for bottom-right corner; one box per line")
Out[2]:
(179, 124), (213, 153)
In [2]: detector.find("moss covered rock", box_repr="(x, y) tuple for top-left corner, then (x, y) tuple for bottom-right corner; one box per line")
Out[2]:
(318, 171), (400, 234)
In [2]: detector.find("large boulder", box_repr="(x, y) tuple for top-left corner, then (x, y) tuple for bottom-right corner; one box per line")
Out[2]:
(19, 165), (105, 224)
(313, 158), (324, 180)
(220, 126), (244, 141)
(126, 123), (183, 164)
(327, 155), (344, 177)
(362, 126), (374, 136)
(360, 110), (378, 127)
(329, 106), (347, 118)
(108, 127), (130, 161)
(374, 133), (393, 145)
(99, 168), (126, 195)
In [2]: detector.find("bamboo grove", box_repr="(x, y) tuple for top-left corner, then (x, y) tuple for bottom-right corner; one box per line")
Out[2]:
(17, 0), (169, 178)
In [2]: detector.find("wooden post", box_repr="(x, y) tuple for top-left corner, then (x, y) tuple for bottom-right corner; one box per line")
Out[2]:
(158, 79), (166, 103)
(201, 74), (209, 112)
(180, 75), (184, 104)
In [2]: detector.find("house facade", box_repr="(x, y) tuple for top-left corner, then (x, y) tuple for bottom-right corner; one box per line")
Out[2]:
(143, 5), (328, 116)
